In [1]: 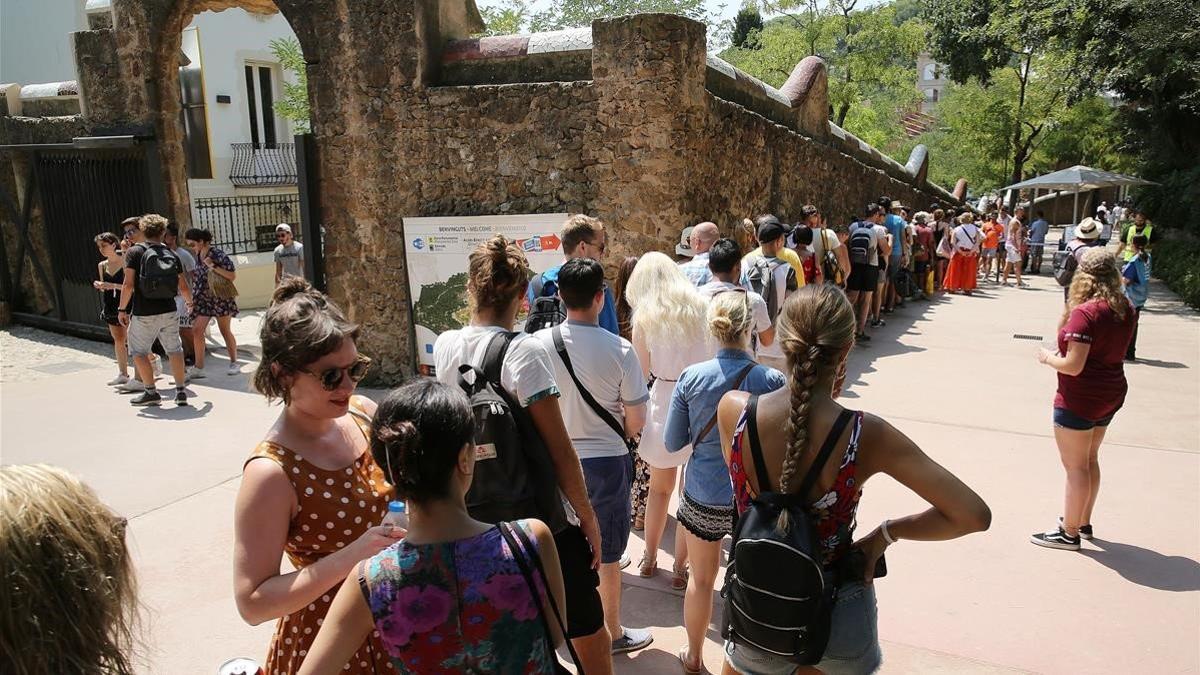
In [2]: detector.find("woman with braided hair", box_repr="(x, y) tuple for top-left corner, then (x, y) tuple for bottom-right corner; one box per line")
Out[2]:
(300, 378), (567, 674)
(717, 284), (991, 675)
(664, 289), (787, 674)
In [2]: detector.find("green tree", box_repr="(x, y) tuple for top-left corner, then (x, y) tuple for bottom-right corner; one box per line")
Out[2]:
(477, 0), (530, 36)
(528, 0), (716, 32)
(731, 5), (765, 48)
(268, 37), (310, 134)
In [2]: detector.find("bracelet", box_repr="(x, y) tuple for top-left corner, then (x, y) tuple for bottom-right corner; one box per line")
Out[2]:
(881, 519), (896, 545)
(118, 308), (129, 313)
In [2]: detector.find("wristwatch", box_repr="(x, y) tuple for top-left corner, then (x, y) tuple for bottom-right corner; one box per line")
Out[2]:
(118, 308), (130, 313)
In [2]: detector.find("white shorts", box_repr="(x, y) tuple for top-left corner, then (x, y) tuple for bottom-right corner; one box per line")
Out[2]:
(1006, 245), (1022, 263)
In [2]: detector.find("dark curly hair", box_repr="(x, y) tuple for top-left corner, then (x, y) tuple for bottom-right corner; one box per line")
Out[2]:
(253, 277), (360, 404)
(370, 379), (475, 503)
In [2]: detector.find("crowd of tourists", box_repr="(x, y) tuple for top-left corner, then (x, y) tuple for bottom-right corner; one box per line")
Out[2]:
(3, 197), (1159, 675)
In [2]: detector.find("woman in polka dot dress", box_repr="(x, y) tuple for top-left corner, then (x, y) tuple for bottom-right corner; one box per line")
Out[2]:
(235, 278), (402, 674)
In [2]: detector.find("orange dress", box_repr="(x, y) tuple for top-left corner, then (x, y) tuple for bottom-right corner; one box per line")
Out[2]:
(245, 396), (396, 675)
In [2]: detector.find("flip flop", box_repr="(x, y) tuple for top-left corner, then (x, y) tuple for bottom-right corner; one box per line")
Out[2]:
(677, 646), (703, 674)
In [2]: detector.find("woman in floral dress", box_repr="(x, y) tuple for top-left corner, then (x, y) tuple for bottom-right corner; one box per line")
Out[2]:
(184, 228), (241, 376)
(299, 378), (567, 675)
(236, 278), (403, 674)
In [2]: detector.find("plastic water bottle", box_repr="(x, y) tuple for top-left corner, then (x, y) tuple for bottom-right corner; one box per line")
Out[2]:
(382, 500), (408, 532)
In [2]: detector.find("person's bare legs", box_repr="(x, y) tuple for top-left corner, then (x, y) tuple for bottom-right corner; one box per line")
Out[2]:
(641, 466), (677, 573)
(1055, 426), (1094, 535)
(1015, 259), (1023, 286)
(599, 562), (622, 640)
(179, 325), (195, 361)
(192, 315), (211, 369)
(572, 628), (614, 675)
(167, 351), (186, 389)
(132, 353), (155, 388)
(871, 280), (884, 322)
(1081, 425), (1107, 526)
(216, 315), (239, 367)
(108, 324), (129, 377)
(672, 478), (689, 573)
(682, 532), (722, 671)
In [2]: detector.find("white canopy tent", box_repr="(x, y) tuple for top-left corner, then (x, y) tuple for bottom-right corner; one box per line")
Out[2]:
(1002, 165), (1156, 226)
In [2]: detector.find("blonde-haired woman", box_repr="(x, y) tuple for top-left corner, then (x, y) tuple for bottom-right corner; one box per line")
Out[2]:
(1, 464), (139, 674)
(626, 251), (710, 584)
(1033, 249), (1136, 550)
(663, 290), (786, 673)
(717, 285), (991, 674)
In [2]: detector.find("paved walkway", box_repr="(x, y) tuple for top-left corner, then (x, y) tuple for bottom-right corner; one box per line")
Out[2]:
(2, 263), (1197, 674)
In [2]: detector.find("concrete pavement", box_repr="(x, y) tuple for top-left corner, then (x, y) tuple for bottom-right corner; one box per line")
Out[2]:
(1, 262), (1197, 674)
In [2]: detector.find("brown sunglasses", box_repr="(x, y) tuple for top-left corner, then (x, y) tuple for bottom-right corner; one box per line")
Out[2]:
(302, 355), (372, 390)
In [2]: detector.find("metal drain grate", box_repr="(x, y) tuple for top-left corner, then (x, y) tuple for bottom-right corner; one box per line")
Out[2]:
(1012, 334), (1044, 341)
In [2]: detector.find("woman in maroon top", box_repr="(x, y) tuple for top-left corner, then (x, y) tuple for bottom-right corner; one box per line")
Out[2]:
(1033, 249), (1135, 551)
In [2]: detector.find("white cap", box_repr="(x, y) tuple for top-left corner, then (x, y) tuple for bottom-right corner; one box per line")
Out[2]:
(676, 226), (695, 257)
(275, 223), (292, 234)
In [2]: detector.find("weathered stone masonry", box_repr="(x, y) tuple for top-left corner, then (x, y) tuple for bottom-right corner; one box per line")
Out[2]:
(3, 1), (965, 383)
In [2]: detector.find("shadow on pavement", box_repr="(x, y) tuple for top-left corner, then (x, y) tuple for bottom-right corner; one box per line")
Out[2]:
(1081, 539), (1200, 592)
(136, 400), (215, 420)
(1129, 357), (1189, 369)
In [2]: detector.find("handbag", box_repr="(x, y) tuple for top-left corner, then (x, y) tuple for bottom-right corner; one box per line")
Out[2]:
(936, 234), (954, 259)
(499, 521), (584, 675)
(207, 265), (239, 300)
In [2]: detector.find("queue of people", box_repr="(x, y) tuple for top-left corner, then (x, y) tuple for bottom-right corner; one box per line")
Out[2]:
(11, 202), (1162, 675)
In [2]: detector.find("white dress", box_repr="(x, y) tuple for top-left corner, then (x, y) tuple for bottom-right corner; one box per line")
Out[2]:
(638, 332), (712, 469)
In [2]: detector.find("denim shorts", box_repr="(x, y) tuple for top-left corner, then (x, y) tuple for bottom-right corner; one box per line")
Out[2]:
(580, 454), (633, 564)
(725, 582), (882, 675)
(128, 311), (183, 357)
(1053, 407), (1116, 431)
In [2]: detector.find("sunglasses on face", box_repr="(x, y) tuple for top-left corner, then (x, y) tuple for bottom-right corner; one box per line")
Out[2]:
(301, 355), (372, 391)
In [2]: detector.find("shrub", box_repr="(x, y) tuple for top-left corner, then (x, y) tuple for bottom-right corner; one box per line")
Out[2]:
(1150, 235), (1200, 309)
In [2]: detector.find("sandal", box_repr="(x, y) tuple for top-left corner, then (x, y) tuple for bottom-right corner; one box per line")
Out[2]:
(677, 646), (703, 674)
(638, 554), (656, 578)
(671, 564), (689, 591)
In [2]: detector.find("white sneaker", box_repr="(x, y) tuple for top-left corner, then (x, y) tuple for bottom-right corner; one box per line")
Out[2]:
(187, 366), (207, 380)
(107, 374), (130, 386)
(227, 362), (241, 376)
(117, 379), (146, 393)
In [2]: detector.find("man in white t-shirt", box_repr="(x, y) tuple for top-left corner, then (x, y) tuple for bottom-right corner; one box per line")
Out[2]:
(699, 238), (774, 352)
(535, 257), (652, 655)
(677, 221), (720, 287)
(740, 217), (797, 372)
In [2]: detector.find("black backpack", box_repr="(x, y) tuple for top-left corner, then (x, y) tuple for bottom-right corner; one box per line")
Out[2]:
(1053, 241), (1085, 287)
(138, 243), (182, 300)
(457, 332), (568, 531)
(524, 273), (567, 334)
(722, 395), (855, 666)
(745, 257), (795, 323)
(815, 229), (842, 285)
(847, 227), (874, 266)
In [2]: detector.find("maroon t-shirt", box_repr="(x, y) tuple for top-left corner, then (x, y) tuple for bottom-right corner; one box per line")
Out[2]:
(1055, 299), (1136, 419)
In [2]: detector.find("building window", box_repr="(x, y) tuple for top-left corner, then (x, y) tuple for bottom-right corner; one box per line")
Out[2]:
(244, 63), (281, 148)
(923, 63), (936, 81)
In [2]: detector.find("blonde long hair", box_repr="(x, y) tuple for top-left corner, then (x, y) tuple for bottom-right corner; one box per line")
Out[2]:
(625, 251), (708, 348)
(1067, 248), (1129, 321)
(774, 285), (857, 498)
(0, 464), (139, 674)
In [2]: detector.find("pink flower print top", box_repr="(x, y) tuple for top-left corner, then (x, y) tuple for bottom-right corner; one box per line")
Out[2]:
(357, 520), (557, 674)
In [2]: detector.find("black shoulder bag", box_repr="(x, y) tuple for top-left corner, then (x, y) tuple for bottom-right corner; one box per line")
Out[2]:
(551, 326), (638, 453)
(499, 521), (584, 675)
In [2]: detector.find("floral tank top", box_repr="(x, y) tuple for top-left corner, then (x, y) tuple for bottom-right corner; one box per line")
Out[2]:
(358, 520), (556, 674)
(729, 404), (864, 566)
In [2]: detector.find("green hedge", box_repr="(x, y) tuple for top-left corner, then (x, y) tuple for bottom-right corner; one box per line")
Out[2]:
(1151, 236), (1200, 309)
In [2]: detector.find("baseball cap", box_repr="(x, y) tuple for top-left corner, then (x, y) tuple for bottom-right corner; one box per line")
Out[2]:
(275, 223), (292, 234)
(676, 226), (695, 257)
(1075, 217), (1100, 240)
(756, 217), (789, 244)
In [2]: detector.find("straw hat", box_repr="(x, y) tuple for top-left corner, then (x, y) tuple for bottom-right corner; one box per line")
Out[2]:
(1075, 217), (1101, 240)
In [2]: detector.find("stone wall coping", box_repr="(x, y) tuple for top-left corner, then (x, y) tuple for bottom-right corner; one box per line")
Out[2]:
(85, 0), (111, 13)
(444, 27), (592, 63)
(706, 55), (793, 109)
(20, 81), (80, 100)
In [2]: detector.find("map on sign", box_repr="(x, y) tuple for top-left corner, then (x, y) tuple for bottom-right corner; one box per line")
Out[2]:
(404, 214), (569, 376)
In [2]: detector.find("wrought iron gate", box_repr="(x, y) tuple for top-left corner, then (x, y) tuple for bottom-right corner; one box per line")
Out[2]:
(0, 137), (165, 337)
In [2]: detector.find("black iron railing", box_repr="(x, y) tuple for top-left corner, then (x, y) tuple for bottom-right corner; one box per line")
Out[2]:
(228, 142), (297, 186)
(193, 193), (301, 254)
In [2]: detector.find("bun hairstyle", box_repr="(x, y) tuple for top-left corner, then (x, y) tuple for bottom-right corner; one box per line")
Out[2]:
(708, 290), (754, 346)
(468, 235), (532, 312)
(253, 277), (360, 403)
(370, 379), (475, 503)
(774, 285), (857, 506)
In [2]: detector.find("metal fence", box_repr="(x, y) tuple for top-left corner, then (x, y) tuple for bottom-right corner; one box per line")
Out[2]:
(228, 142), (297, 187)
(193, 193), (301, 254)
